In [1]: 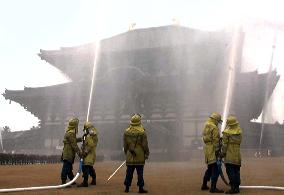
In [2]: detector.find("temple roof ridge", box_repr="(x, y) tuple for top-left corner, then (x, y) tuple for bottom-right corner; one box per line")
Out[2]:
(38, 25), (231, 81)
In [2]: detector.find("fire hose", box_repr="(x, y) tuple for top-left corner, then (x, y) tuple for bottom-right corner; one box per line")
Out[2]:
(218, 159), (284, 191)
(0, 159), (83, 193)
(107, 161), (126, 182)
(1, 158), (284, 192)
(107, 158), (284, 192)
(217, 158), (229, 186)
(240, 186), (284, 190)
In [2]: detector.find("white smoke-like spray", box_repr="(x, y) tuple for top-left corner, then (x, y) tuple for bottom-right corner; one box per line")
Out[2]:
(259, 31), (277, 152)
(0, 127), (3, 151)
(86, 41), (101, 122)
(221, 25), (242, 132)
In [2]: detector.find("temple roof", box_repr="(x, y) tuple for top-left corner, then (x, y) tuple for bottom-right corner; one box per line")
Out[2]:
(2, 82), (86, 119)
(3, 25), (280, 124)
(2, 70), (279, 122)
(233, 70), (280, 120)
(38, 25), (231, 81)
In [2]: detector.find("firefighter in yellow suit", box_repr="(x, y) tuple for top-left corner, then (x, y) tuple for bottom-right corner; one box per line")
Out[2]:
(123, 114), (150, 193)
(221, 115), (242, 194)
(77, 121), (98, 187)
(201, 112), (224, 193)
(61, 118), (82, 185)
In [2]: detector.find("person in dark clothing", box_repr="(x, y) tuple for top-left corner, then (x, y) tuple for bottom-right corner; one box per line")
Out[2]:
(77, 121), (98, 187)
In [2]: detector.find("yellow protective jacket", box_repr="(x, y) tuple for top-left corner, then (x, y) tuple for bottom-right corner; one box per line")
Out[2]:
(82, 128), (98, 166)
(124, 125), (149, 165)
(62, 126), (81, 163)
(202, 118), (221, 165)
(221, 125), (242, 166)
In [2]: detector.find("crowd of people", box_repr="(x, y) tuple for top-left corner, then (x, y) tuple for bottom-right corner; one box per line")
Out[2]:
(0, 153), (61, 165)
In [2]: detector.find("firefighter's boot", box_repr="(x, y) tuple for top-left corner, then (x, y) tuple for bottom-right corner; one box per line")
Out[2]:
(61, 179), (66, 185)
(124, 186), (129, 193)
(225, 184), (238, 194)
(201, 177), (209, 190)
(61, 179), (71, 188)
(77, 178), (88, 187)
(210, 181), (224, 193)
(139, 186), (148, 193)
(90, 177), (96, 185)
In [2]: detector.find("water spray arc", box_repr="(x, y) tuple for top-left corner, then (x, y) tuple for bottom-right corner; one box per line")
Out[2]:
(86, 41), (101, 122)
(0, 159), (83, 193)
(0, 42), (101, 193)
(0, 128), (3, 151)
(221, 26), (241, 132)
(0, 30), (102, 195)
(258, 31), (277, 156)
(221, 23), (284, 192)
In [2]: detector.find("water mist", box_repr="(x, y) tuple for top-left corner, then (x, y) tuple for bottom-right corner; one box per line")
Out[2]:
(0, 128), (3, 151)
(86, 41), (101, 122)
(258, 32), (277, 155)
(221, 26), (242, 132)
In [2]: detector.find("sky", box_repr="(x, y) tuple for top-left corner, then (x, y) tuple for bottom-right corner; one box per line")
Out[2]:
(0, 0), (284, 131)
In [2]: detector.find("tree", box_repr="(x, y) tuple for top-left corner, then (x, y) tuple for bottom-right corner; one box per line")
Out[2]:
(3, 126), (11, 133)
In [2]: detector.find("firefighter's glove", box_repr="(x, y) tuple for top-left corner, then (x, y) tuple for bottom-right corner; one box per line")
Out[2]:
(82, 151), (88, 158)
(220, 153), (226, 158)
(215, 151), (220, 158)
(60, 153), (63, 162)
(76, 137), (83, 143)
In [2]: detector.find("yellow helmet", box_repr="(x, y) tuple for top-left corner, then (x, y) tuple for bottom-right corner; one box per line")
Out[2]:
(130, 114), (141, 126)
(68, 117), (79, 127)
(210, 112), (222, 123)
(84, 121), (93, 129)
(226, 115), (239, 126)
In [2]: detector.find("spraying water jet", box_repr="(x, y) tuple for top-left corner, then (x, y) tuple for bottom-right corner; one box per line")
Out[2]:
(86, 41), (101, 122)
(258, 31), (277, 157)
(0, 128), (3, 151)
(220, 23), (284, 192)
(221, 25), (242, 132)
(0, 25), (103, 195)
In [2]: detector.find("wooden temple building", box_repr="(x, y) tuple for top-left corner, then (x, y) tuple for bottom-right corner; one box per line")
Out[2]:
(2, 25), (283, 159)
